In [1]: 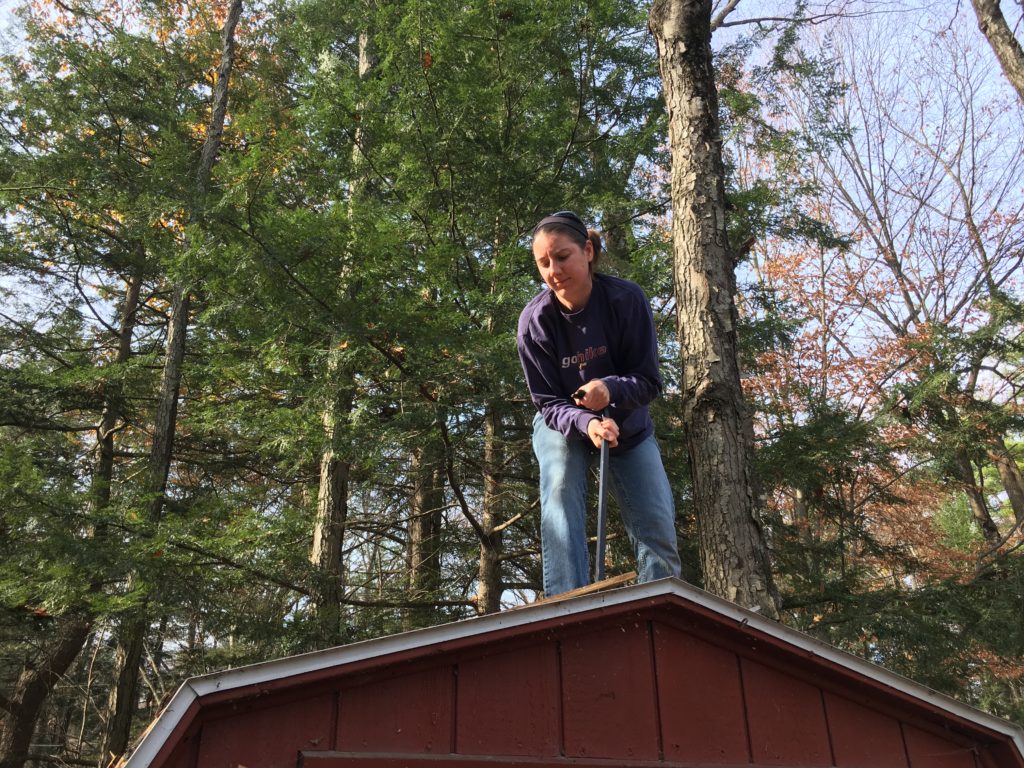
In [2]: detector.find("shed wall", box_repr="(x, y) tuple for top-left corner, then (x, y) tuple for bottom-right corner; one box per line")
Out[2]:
(166, 615), (997, 768)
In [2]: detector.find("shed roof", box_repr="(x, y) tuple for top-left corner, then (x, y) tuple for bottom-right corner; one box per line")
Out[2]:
(124, 578), (1024, 768)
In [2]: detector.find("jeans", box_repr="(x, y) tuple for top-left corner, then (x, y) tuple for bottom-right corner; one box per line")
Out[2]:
(532, 412), (682, 596)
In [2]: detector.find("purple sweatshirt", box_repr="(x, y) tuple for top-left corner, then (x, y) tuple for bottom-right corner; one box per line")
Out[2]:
(517, 273), (663, 453)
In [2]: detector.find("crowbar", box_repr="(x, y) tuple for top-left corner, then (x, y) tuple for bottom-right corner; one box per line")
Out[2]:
(574, 389), (610, 583)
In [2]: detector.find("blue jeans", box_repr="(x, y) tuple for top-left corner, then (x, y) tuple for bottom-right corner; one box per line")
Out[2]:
(532, 412), (682, 596)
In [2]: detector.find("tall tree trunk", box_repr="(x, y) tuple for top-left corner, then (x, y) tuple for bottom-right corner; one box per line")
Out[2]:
(791, 487), (822, 582)
(953, 452), (1002, 546)
(970, 0), (1024, 104)
(405, 441), (445, 629)
(990, 438), (1024, 525)
(87, 266), (145, 768)
(477, 408), (503, 614)
(649, 0), (780, 618)
(925, 401), (1003, 546)
(310, 18), (377, 643)
(100, 2), (243, 761)
(100, 618), (148, 766)
(143, 283), (191, 521)
(101, 286), (189, 764)
(310, 370), (354, 646)
(0, 615), (93, 768)
(93, 263), (144, 514)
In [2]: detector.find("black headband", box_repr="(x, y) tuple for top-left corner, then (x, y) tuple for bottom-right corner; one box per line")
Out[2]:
(533, 210), (589, 241)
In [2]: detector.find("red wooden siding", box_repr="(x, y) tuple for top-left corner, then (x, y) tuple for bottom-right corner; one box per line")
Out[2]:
(336, 666), (454, 754)
(455, 641), (561, 756)
(903, 724), (979, 768)
(743, 657), (833, 766)
(152, 605), (1016, 768)
(824, 691), (909, 768)
(560, 622), (660, 759)
(196, 693), (334, 768)
(160, 731), (199, 768)
(653, 623), (749, 764)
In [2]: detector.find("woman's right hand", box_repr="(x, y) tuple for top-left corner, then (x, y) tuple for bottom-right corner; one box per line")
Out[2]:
(586, 417), (619, 449)
(572, 379), (611, 411)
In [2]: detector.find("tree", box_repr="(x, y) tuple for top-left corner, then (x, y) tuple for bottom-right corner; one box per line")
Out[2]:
(282, 0), (671, 620)
(734, 7), (1024, 718)
(308, 8), (373, 648)
(0, 1), (193, 760)
(0, 0), (760, 757)
(804, 15), (1023, 546)
(970, 0), (1024, 104)
(0, 0), (273, 761)
(649, 0), (780, 617)
(101, 2), (244, 760)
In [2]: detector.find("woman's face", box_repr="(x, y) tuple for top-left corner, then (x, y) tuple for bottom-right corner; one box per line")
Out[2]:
(532, 230), (594, 311)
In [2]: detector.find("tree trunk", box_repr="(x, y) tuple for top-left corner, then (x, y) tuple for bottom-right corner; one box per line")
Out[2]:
(311, 368), (354, 646)
(649, 0), (780, 618)
(100, 2), (243, 760)
(87, 266), (144, 768)
(990, 438), (1024, 525)
(144, 284), (191, 520)
(924, 401), (1003, 546)
(791, 487), (822, 584)
(953, 452), (1002, 546)
(100, 288), (189, 764)
(970, 0), (1024, 104)
(477, 409), (503, 615)
(92, 264), (143, 514)
(99, 618), (148, 766)
(310, 17), (377, 643)
(405, 441), (445, 629)
(0, 615), (92, 768)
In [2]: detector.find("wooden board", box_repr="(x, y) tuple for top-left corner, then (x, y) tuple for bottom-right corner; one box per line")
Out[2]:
(527, 572), (637, 607)
(653, 622), (749, 764)
(195, 693), (334, 768)
(456, 642), (561, 757)
(825, 691), (909, 768)
(742, 657), (832, 766)
(560, 620), (660, 760)
(336, 666), (454, 754)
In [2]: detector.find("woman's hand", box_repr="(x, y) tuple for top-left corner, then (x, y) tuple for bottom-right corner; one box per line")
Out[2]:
(572, 379), (611, 411)
(586, 416), (618, 449)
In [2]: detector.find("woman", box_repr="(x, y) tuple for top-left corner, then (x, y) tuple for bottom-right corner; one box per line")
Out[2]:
(517, 210), (682, 597)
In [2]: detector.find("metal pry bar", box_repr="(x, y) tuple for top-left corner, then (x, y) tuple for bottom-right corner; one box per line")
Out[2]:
(594, 410), (610, 582)
(571, 388), (610, 583)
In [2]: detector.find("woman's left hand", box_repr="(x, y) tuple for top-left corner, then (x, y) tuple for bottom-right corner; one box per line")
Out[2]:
(586, 416), (619, 449)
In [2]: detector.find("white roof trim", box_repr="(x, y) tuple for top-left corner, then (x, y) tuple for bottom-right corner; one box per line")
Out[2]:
(124, 578), (1024, 766)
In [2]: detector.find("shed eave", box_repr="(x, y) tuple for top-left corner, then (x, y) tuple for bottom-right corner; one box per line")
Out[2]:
(123, 577), (1024, 766)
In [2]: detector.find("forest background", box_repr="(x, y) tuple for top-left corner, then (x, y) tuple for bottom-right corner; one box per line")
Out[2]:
(0, 0), (1022, 765)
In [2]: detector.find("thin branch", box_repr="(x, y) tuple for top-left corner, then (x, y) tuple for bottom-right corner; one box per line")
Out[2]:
(975, 515), (1024, 563)
(710, 0), (742, 32)
(438, 420), (488, 542)
(27, 754), (96, 767)
(717, 4), (891, 29)
(492, 511), (527, 534)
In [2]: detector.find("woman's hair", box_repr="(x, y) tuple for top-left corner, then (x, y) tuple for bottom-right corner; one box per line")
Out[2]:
(533, 210), (603, 267)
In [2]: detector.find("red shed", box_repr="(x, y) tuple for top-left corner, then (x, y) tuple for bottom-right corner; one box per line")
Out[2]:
(123, 578), (1024, 768)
